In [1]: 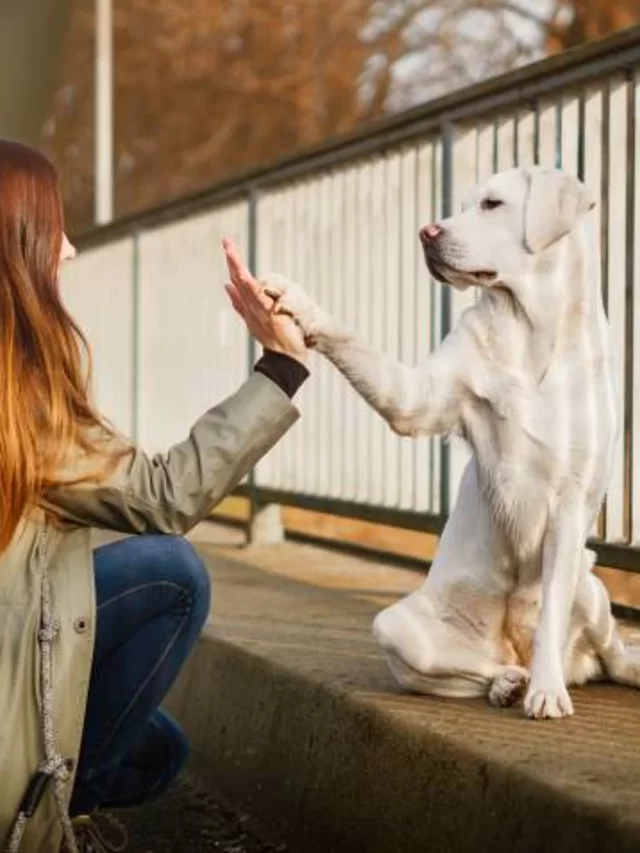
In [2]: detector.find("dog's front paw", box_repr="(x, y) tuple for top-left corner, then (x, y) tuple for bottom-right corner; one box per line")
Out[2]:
(523, 682), (574, 719)
(261, 273), (328, 344)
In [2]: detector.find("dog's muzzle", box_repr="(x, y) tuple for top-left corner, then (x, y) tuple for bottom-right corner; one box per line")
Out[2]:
(419, 224), (452, 283)
(418, 225), (497, 287)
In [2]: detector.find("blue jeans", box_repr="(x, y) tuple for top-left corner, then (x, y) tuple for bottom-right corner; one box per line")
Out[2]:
(69, 535), (211, 815)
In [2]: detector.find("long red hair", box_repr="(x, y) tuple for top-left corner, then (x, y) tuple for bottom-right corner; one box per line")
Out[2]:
(0, 140), (124, 550)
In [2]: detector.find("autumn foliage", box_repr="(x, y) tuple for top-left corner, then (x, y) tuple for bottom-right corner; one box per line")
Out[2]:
(40, 0), (640, 234)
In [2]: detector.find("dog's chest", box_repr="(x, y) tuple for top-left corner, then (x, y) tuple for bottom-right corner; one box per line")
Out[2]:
(461, 358), (613, 543)
(464, 367), (562, 460)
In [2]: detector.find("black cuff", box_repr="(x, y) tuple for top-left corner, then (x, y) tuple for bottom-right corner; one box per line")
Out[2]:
(254, 349), (309, 399)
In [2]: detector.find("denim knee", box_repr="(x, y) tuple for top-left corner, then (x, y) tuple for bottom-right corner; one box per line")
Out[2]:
(159, 536), (211, 629)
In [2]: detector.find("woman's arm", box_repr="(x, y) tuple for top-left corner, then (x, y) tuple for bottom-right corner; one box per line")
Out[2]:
(40, 240), (309, 534)
(41, 366), (300, 534)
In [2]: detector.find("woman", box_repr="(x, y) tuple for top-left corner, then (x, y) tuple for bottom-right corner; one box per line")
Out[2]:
(0, 140), (309, 853)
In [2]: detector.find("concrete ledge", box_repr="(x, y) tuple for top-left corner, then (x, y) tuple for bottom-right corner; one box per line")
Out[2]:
(166, 534), (640, 853)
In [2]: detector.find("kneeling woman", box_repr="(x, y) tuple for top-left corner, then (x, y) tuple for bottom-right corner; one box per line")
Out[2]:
(0, 141), (308, 853)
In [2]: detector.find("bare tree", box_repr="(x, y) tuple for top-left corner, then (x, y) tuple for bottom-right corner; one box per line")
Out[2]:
(40, 0), (639, 233)
(365, 0), (640, 110)
(43, 0), (387, 231)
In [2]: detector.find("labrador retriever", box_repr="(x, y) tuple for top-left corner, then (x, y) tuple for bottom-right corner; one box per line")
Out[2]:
(262, 165), (640, 719)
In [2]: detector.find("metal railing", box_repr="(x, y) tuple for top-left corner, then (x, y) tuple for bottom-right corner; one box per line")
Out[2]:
(63, 26), (640, 584)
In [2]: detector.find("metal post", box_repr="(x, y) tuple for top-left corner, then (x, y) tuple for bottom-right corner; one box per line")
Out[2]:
(95, 0), (113, 224)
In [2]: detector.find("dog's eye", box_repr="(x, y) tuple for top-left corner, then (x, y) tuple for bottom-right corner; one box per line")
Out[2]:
(481, 198), (504, 211)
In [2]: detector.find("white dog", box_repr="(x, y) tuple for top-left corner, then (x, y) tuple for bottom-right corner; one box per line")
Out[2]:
(263, 165), (640, 719)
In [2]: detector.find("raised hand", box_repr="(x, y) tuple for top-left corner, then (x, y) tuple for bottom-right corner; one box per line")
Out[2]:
(222, 238), (307, 366)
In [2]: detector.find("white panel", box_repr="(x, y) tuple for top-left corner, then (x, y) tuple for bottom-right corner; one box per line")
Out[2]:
(476, 121), (495, 183)
(399, 147), (418, 511)
(136, 205), (249, 455)
(368, 159), (387, 505)
(60, 238), (135, 437)
(307, 179), (323, 497)
(290, 181), (307, 495)
(496, 115), (516, 171)
(280, 185), (298, 491)
(264, 188), (284, 491)
(474, 122), (495, 305)
(560, 94), (580, 174)
(296, 180), (315, 498)
(431, 139), (444, 515)
(632, 75), (640, 543)
(254, 191), (276, 489)
(355, 161), (374, 504)
(343, 165), (359, 502)
(448, 126), (476, 510)
(605, 78), (629, 542)
(317, 175), (333, 497)
(383, 153), (402, 507)
(583, 86), (605, 539)
(417, 140), (443, 514)
(538, 100), (559, 168)
(328, 171), (345, 500)
(516, 109), (537, 166)
(450, 126), (477, 329)
(274, 185), (297, 492)
(258, 185), (301, 492)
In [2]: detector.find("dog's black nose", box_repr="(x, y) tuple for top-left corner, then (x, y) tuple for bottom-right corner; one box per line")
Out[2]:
(420, 224), (443, 244)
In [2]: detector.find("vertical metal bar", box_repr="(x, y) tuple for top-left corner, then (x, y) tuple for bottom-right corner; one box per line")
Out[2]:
(95, 0), (113, 224)
(555, 100), (563, 168)
(492, 119), (498, 173)
(577, 91), (586, 181)
(131, 232), (140, 443)
(624, 73), (636, 541)
(601, 82), (611, 315)
(439, 121), (454, 516)
(533, 102), (540, 164)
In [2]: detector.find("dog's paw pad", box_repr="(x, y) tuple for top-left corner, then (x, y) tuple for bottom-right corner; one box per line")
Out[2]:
(523, 685), (574, 719)
(488, 668), (529, 708)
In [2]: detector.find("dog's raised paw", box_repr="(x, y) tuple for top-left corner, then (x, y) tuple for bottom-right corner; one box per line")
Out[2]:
(523, 684), (574, 719)
(489, 667), (529, 708)
(261, 273), (322, 336)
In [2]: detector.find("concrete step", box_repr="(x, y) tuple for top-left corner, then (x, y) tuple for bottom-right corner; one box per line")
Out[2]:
(165, 524), (640, 853)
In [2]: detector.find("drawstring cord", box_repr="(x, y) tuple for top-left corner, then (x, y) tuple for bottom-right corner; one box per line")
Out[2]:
(4, 529), (79, 853)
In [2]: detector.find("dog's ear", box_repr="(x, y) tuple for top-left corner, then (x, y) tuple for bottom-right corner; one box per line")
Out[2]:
(524, 167), (596, 254)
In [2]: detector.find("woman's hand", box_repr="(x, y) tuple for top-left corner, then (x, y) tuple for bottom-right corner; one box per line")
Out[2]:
(222, 237), (307, 366)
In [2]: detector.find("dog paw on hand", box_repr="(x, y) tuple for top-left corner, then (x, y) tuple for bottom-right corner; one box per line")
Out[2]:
(523, 682), (574, 719)
(261, 273), (325, 340)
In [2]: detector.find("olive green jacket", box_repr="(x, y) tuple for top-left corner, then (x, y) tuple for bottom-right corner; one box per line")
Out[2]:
(0, 373), (298, 852)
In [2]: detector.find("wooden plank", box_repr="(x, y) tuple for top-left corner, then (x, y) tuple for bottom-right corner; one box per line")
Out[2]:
(209, 501), (640, 610)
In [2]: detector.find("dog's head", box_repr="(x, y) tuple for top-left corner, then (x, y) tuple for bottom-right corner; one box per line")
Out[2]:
(420, 166), (596, 292)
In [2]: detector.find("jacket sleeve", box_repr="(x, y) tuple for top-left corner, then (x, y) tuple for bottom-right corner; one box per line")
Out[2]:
(40, 372), (298, 535)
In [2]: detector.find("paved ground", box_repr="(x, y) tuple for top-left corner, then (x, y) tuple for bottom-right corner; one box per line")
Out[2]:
(154, 521), (640, 853)
(124, 776), (288, 853)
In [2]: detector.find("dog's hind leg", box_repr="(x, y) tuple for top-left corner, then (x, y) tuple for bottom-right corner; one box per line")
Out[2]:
(571, 557), (640, 688)
(488, 667), (530, 707)
(372, 595), (524, 700)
